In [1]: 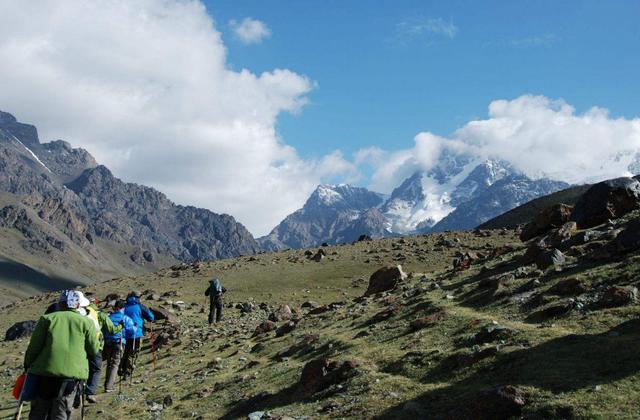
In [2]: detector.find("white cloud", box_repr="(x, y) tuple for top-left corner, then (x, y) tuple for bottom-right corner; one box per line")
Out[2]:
(229, 17), (271, 44)
(393, 17), (458, 45)
(0, 0), (351, 236)
(366, 95), (640, 193)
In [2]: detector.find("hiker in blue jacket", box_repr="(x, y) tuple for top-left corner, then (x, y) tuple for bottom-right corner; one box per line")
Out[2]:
(121, 291), (154, 380)
(102, 299), (136, 392)
(205, 278), (226, 324)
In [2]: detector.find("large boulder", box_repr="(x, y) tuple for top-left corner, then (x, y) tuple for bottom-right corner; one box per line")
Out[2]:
(268, 305), (293, 322)
(150, 307), (179, 324)
(520, 204), (573, 241)
(5, 320), (37, 341)
(616, 219), (640, 252)
(571, 177), (640, 228)
(253, 320), (277, 336)
(600, 286), (638, 308)
(535, 249), (565, 270)
(364, 265), (407, 296)
(298, 358), (359, 395)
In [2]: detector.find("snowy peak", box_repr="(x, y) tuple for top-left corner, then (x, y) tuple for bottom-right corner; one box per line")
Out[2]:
(385, 172), (425, 207)
(450, 159), (515, 206)
(304, 184), (384, 212)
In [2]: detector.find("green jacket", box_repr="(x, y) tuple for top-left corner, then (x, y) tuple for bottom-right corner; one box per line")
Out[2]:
(24, 309), (100, 380)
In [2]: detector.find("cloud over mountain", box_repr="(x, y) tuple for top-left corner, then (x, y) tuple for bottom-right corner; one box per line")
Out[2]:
(0, 0), (354, 235)
(364, 95), (640, 194)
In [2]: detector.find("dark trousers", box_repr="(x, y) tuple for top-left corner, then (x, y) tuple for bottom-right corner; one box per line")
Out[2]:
(102, 340), (124, 391)
(28, 377), (79, 420)
(85, 351), (102, 396)
(120, 337), (141, 379)
(209, 298), (223, 324)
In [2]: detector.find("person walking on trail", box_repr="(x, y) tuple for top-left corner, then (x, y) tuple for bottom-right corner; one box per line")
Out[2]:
(121, 291), (154, 380)
(24, 290), (100, 420)
(205, 278), (226, 324)
(83, 294), (120, 404)
(102, 299), (136, 393)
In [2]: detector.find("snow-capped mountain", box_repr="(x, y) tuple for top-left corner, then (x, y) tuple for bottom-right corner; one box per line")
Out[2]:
(258, 184), (387, 250)
(263, 158), (570, 249)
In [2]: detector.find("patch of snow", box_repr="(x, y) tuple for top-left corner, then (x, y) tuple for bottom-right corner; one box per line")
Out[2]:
(384, 158), (482, 233)
(315, 185), (343, 205)
(9, 134), (52, 174)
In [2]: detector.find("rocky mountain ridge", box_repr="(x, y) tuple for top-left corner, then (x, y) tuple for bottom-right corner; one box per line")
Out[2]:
(0, 110), (258, 301)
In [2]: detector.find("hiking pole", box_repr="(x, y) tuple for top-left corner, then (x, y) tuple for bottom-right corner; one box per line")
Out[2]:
(80, 383), (86, 420)
(14, 401), (24, 420)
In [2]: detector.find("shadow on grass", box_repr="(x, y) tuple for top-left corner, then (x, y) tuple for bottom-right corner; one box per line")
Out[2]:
(377, 318), (640, 419)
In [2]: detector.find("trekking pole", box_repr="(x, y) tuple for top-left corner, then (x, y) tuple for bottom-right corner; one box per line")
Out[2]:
(80, 383), (86, 420)
(14, 402), (24, 420)
(129, 338), (137, 386)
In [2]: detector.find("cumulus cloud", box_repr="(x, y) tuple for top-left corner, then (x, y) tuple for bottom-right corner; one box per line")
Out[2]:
(0, 0), (351, 235)
(229, 17), (271, 44)
(366, 95), (640, 192)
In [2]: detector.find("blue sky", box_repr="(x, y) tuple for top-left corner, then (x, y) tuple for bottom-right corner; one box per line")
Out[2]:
(207, 0), (640, 158)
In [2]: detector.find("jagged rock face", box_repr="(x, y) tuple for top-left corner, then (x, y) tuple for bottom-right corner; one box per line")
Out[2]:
(67, 165), (259, 260)
(38, 140), (98, 183)
(259, 185), (387, 250)
(0, 110), (259, 270)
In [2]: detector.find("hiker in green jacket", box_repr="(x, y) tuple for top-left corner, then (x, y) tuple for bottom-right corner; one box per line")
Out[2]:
(24, 290), (101, 420)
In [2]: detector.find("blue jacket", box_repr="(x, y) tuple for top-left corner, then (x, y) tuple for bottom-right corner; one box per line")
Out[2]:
(103, 310), (136, 344)
(124, 296), (154, 339)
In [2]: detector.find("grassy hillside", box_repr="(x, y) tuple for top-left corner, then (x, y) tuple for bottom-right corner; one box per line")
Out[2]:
(479, 184), (591, 230)
(1, 217), (639, 419)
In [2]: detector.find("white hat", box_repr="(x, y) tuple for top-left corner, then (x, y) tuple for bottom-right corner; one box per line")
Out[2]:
(65, 290), (90, 309)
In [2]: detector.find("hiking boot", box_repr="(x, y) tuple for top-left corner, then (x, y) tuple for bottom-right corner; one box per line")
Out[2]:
(105, 389), (114, 393)
(86, 395), (99, 404)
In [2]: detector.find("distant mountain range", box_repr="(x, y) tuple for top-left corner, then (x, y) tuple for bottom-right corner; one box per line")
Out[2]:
(0, 110), (258, 301)
(259, 158), (572, 250)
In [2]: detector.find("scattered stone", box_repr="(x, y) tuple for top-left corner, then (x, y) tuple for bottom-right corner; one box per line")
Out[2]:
(301, 300), (320, 309)
(410, 310), (447, 331)
(472, 385), (526, 419)
(600, 286), (638, 308)
(5, 320), (37, 341)
(357, 234), (372, 242)
(253, 321), (277, 336)
(541, 300), (575, 318)
(547, 278), (586, 296)
(298, 358), (360, 395)
(268, 305), (293, 322)
(520, 204), (573, 241)
(247, 411), (265, 420)
(150, 307), (179, 324)
(616, 219), (640, 252)
(535, 249), (565, 270)
(162, 395), (173, 407)
(453, 251), (481, 271)
(364, 265), (407, 296)
(571, 177), (640, 228)
(475, 323), (516, 344)
(275, 320), (298, 337)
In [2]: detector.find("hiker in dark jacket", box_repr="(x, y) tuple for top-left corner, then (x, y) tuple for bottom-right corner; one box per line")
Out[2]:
(121, 291), (154, 380)
(102, 299), (136, 392)
(25, 290), (100, 420)
(205, 278), (226, 324)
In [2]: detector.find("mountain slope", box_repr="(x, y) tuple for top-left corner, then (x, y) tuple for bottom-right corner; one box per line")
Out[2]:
(0, 110), (259, 302)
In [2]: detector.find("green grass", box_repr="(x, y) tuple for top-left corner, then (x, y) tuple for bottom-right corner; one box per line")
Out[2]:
(1, 227), (639, 419)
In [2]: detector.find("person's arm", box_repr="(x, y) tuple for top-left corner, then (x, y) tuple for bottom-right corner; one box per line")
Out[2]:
(85, 320), (101, 357)
(140, 303), (155, 322)
(100, 311), (121, 334)
(124, 315), (137, 335)
(24, 317), (48, 369)
(204, 286), (210, 296)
